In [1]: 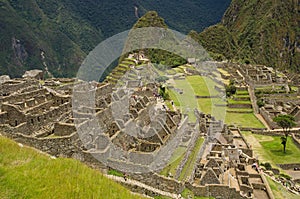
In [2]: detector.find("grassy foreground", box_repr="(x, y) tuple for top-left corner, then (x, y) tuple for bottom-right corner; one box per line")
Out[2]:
(0, 136), (145, 199)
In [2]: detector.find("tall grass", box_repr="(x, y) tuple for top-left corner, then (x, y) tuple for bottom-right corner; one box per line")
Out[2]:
(0, 136), (145, 199)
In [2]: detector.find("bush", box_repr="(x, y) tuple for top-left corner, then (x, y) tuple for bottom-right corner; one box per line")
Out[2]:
(226, 79), (236, 97)
(257, 99), (265, 108)
(264, 162), (272, 170)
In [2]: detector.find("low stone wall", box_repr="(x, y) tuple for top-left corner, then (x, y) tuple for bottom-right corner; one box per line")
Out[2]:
(271, 168), (280, 175)
(277, 163), (300, 170)
(54, 122), (76, 136)
(0, 125), (107, 170)
(240, 127), (266, 131)
(121, 182), (161, 198)
(234, 97), (251, 101)
(228, 104), (252, 109)
(251, 130), (284, 136)
(227, 110), (253, 114)
(130, 172), (185, 194)
(259, 108), (278, 129)
(185, 183), (246, 199)
(292, 133), (300, 149)
(251, 130), (300, 137)
(195, 96), (219, 99)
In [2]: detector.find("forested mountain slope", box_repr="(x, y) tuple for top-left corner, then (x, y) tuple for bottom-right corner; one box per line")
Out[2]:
(0, 0), (230, 77)
(192, 0), (300, 71)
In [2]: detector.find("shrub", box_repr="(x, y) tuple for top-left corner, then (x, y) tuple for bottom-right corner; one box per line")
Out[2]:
(264, 162), (272, 170)
(257, 99), (265, 108)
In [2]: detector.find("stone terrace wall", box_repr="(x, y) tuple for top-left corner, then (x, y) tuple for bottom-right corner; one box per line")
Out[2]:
(292, 133), (300, 149)
(277, 163), (300, 170)
(185, 183), (247, 199)
(259, 108), (278, 129)
(130, 172), (185, 194)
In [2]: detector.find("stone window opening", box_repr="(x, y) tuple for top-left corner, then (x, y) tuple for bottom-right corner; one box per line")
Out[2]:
(15, 120), (18, 126)
(31, 119), (34, 125)
(37, 117), (40, 122)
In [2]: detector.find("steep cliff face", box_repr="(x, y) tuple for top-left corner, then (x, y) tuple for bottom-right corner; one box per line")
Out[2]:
(195, 0), (300, 71)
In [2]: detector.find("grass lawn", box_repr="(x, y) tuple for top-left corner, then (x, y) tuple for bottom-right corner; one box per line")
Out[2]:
(160, 147), (186, 177)
(242, 132), (300, 165)
(225, 112), (265, 128)
(266, 176), (299, 199)
(227, 98), (251, 104)
(186, 76), (220, 96)
(236, 90), (249, 95)
(169, 75), (264, 128)
(179, 137), (204, 181)
(260, 136), (300, 164)
(0, 136), (145, 199)
(169, 79), (199, 122)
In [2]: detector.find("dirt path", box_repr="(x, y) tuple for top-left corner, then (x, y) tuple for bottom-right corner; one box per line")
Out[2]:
(105, 174), (181, 199)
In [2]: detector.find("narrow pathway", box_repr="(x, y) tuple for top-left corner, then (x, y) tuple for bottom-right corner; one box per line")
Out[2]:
(105, 174), (181, 199)
(248, 84), (270, 129)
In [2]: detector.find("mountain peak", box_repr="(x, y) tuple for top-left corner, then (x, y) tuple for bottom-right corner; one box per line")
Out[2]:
(133, 11), (168, 29)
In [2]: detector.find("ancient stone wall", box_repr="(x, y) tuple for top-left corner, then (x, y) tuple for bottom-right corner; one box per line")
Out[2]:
(292, 133), (300, 149)
(130, 172), (185, 194)
(259, 108), (278, 129)
(185, 183), (246, 199)
(277, 163), (300, 170)
(54, 122), (76, 136)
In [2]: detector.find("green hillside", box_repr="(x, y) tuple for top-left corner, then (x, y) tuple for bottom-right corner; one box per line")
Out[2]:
(192, 0), (300, 71)
(0, 135), (145, 199)
(0, 0), (230, 78)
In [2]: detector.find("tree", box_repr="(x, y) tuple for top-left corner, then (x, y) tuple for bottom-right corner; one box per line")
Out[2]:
(273, 114), (296, 153)
(225, 79), (236, 97)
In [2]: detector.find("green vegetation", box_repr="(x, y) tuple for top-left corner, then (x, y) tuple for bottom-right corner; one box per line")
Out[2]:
(131, 11), (187, 67)
(186, 76), (219, 96)
(1, 0), (231, 78)
(169, 78), (199, 122)
(225, 112), (264, 128)
(0, 136), (145, 199)
(153, 196), (172, 199)
(260, 136), (300, 163)
(160, 147), (186, 177)
(181, 188), (214, 199)
(266, 176), (299, 199)
(242, 132), (300, 165)
(192, 0), (300, 71)
(107, 169), (124, 177)
(225, 79), (237, 97)
(168, 75), (263, 128)
(179, 137), (204, 181)
(273, 114), (296, 152)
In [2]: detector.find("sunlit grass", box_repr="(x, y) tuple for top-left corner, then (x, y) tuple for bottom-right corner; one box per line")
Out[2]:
(242, 132), (300, 164)
(0, 136), (145, 199)
(179, 137), (204, 181)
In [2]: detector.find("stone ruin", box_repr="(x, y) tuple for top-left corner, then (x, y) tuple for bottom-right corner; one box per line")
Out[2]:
(0, 68), (275, 198)
(0, 73), (186, 172)
(190, 112), (273, 199)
